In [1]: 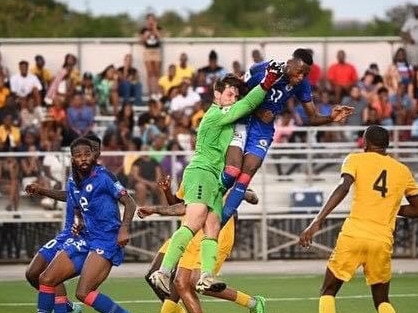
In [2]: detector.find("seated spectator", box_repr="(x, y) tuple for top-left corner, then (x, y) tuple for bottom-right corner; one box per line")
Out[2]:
(158, 64), (182, 97)
(47, 96), (67, 128)
(79, 71), (97, 108)
(148, 133), (168, 164)
(170, 80), (201, 120)
(10, 60), (42, 107)
(66, 92), (95, 141)
(326, 49), (358, 103)
(94, 64), (119, 115)
(175, 52), (195, 82)
(251, 48), (264, 64)
(0, 113), (21, 149)
(0, 51), (10, 85)
(306, 48), (323, 88)
(358, 70), (379, 103)
(341, 85), (369, 140)
(137, 99), (169, 145)
(100, 131), (125, 182)
(172, 114), (194, 153)
(128, 145), (164, 206)
(122, 136), (143, 186)
(371, 86), (393, 126)
(30, 55), (52, 104)
(389, 83), (415, 126)
(0, 75), (10, 109)
(192, 70), (212, 102)
(190, 100), (209, 132)
(45, 53), (80, 105)
(384, 47), (414, 97)
(19, 97), (43, 132)
(116, 101), (135, 134)
(232, 60), (245, 78)
(198, 50), (227, 85)
(117, 53), (143, 106)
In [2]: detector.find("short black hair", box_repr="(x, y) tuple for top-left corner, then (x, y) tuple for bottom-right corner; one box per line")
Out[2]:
(364, 125), (389, 149)
(84, 133), (102, 148)
(292, 48), (313, 66)
(70, 137), (93, 153)
(19, 60), (29, 66)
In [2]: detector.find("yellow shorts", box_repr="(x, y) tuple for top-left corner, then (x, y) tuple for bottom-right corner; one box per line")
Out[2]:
(328, 234), (393, 285)
(178, 217), (235, 273)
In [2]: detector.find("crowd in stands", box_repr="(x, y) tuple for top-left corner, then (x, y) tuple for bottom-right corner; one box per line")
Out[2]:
(0, 13), (417, 214)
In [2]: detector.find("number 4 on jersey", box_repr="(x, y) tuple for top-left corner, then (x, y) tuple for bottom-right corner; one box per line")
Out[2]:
(373, 170), (388, 197)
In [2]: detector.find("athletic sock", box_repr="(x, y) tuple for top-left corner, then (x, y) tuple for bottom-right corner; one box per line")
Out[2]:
(201, 237), (218, 275)
(378, 302), (396, 313)
(54, 296), (68, 313)
(235, 291), (253, 308)
(161, 226), (194, 273)
(160, 299), (184, 313)
(222, 173), (251, 224)
(38, 284), (55, 313)
(220, 165), (241, 190)
(319, 295), (336, 313)
(85, 291), (128, 313)
(66, 300), (74, 312)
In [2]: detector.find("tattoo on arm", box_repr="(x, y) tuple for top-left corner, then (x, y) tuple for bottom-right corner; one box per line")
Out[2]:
(153, 202), (186, 216)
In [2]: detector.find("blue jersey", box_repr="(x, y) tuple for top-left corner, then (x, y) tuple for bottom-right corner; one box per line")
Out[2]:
(68, 165), (127, 242)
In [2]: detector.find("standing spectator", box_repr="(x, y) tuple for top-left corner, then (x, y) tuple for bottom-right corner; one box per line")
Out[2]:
(198, 50), (227, 85)
(117, 53), (143, 106)
(327, 50), (358, 103)
(66, 93), (95, 140)
(30, 55), (52, 104)
(10, 60), (42, 107)
(140, 13), (163, 98)
(158, 64), (182, 97)
(306, 48), (323, 89)
(401, 5), (418, 67)
(175, 52), (195, 82)
(94, 64), (119, 115)
(251, 48), (264, 64)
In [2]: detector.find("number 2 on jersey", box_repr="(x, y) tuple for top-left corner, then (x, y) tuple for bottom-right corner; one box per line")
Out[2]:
(373, 170), (388, 197)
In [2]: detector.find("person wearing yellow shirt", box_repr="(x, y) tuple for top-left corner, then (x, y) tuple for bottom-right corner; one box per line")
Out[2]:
(175, 53), (195, 82)
(299, 125), (418, 313)
(158, 64), (183, 97)
(0, 114), (21, 149)
(30, 55), (53, 92)
(0, 76), (10, 109)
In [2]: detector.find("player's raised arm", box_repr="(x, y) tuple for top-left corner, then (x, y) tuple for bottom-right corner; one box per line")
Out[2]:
(25, 183), (67, 202)
(218, 60), (285, 125)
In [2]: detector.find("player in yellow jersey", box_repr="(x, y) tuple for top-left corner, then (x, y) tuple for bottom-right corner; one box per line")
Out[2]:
(299, 125), (418, 313)
(139, 175), (265, 313)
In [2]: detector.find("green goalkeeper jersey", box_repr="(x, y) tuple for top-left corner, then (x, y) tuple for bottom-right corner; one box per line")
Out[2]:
(186, 85), (266, 175)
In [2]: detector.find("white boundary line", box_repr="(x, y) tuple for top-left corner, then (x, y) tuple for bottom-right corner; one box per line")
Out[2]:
(2, 293), (418, 307)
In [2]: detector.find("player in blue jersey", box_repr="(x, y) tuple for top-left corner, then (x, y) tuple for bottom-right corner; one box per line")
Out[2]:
(36, 137), (136, 313)
(220, 48), (354, 223)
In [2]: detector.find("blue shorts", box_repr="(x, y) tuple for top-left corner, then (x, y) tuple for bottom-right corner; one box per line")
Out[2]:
(38, 232), (77, 263)
(62, 237), (89, 274)
(244, 120), (274, 160)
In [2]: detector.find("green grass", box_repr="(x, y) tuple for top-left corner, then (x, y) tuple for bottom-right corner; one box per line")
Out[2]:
(1, 273), (418, 313)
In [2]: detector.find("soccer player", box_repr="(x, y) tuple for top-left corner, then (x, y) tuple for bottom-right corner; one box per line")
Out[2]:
(299, 125), (418, 313)
(36, 137), (136, 313)
(24, 134), (103, 313)
(140, 175), (264, 313)
(220, 48), (354, 225)
(148, 62), (284, 295)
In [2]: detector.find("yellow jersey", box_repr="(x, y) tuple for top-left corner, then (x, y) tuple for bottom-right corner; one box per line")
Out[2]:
(340, 152), (418, 244)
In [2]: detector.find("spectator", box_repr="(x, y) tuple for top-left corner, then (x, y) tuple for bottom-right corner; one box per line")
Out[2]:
(251, 48), (264, 64)
(100, 131), (125, 181)
(30, 55), (52, 104)
(117, 53), (143, 106)
(0, 142), (20, 211)
(79, 71), (97, 108)
(341, 85), (369, 140)
(368, 63), (384, 85)
(137, 99), (169, 145)
(122, 136), (143, 186)
(0, 74), (10, 109)
(232, 60), (245, 78)
(129, 145), (164, 206)
(19, 97), (43, 132)
(389, 83), (415, 126)
(192, 70), (211, 103)
(0, 113), (21, 150)
(10, 60), (42, 107)
(47, 96), (67, 128)
(400, 5), (418, 67)
(0, 51), (10, 85)
(117, 101), (135, 134)
(198, 50), (227, 85)
(44, 53), (80, 105)
(170, 80), (201, 120)
(384, 47), (414, 97)
(371, 86), (393, 126)
(94, 64), (119, 115)
(175, 52), (195, 82)
(148, 132), (168, 164)
(66, 93), (95, 140)
(306, 48), (323, 88)
(358, 70), (379, 103)
(326, 50), (358, 103)
(140, 13), (163, 97)
(172, 114), (194, 153)
(158, 64), (182, 97)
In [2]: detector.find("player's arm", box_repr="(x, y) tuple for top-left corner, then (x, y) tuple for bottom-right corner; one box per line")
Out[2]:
(137, 202), (186, 218)
(398, 195), (418, 218)
(157, 175), (182, 205)
(25, 183), (67, 202)
(299, 173), (354, 248)
(301, 100), (354, 125)
(118, 193), (137, 246)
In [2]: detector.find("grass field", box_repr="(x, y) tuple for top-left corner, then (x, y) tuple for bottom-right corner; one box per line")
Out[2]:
(1, 273), (417, 313)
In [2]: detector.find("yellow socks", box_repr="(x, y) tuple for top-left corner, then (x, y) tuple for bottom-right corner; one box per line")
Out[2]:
(235, 291), (252, 307)
(378, 302), (396, 313)
(160, 299), (185, 313)
(319, 295), (336, 313)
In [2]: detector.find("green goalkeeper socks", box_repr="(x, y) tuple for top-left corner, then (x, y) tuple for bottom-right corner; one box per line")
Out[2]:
(161, 226), (194, 272)
(201, 237), (218, 275)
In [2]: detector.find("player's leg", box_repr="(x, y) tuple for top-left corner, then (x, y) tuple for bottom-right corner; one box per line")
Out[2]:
(76, 251), (128, 313)
(145, 240), (171, 302)
(371, 282), (395, 313)
(318, 267), (344, 313)
(37, 251), (77, 313)
(174, 267), (202, 313)
(26, 252), (49, 289)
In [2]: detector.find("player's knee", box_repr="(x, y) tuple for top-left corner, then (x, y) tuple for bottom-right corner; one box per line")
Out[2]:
(173, 275), (188, 295)
(38, 272), (56, 287)
(25, 268), (39, 288)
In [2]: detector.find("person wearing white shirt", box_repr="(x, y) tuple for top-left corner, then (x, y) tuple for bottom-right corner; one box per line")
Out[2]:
(170, 80), (201, 118)
(401, 5), (418, 66)
(10, 60), (42, 106)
